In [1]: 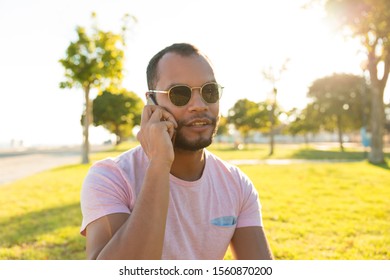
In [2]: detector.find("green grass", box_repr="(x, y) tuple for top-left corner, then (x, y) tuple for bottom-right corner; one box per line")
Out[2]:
(208, 142), (371, 160)
(241, 162), (390, 260)
(0, 142), (389, 259)
(0, 164), (89, 259)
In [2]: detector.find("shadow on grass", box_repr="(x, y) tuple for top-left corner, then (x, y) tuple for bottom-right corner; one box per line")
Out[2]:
(93, 142), (139, 154)
(0, 202), (81, 249)
(50, 163), (89, 172)
(369, 160), (390, 170)
(290, 149), (367, 160)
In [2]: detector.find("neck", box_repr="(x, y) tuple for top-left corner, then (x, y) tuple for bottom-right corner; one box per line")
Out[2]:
(170, 148), (205, 181)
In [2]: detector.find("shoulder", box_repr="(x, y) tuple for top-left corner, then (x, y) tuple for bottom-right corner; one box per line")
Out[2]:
(89, 145), (146, 174)
(204, 149), (251, 183)
(83, 145), (147, 190)
(81, 146), (146, 212)
(204, 149), (235, 170)
(204, 149), (258, 198)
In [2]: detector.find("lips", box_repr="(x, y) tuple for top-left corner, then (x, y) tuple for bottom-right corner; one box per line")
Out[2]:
(185, 118), (212, 127)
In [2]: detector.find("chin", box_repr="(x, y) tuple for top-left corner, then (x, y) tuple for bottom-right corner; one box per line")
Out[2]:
(174, 123), (218, 151)
(174, 136), (213, 151)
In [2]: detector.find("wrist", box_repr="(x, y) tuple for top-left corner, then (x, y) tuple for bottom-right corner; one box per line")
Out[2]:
(148, 158), (173, 172)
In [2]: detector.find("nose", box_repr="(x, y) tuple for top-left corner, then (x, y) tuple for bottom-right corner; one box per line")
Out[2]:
(188, 87), (208, 111)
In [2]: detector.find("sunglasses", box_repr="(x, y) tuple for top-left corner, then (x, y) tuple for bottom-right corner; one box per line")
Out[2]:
(148, 82), (223, 107)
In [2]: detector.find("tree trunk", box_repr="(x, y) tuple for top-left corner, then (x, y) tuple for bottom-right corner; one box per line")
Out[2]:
(82, 85), (91, 164)
(304, 134), (309, 146)
(366, 45), (389, 164)
(115, 125), (121, 145)
(368, 85), (385, 164)
(337, 115), (344, 152)
(269, 104), (275, 156)
(269, 130), (274, 156)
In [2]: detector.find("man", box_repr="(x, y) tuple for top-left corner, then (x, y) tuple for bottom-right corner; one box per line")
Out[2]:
(80, 43), (273, 260)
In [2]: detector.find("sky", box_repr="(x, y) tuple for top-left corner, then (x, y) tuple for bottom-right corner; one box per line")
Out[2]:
(1, 0), (388, 147)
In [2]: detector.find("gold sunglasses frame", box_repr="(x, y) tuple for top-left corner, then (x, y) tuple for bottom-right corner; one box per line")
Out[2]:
(147, 82), (223, 107)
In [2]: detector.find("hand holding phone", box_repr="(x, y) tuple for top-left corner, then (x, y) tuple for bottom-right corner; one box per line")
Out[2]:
(137, 95), (177, 164)
(146, 93), (177, 144)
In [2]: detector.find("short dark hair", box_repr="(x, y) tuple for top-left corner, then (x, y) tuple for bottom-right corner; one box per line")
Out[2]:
(146, 43), (202, 89)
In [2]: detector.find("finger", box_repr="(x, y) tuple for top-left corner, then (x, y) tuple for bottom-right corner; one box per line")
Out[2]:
(165, 121), (176, 139)
(148, 107), (178, 128)
(161, 110), (178, 128)
(140, 105), (178, 138)
(148, 107), (167, 123)
(171, 130), (177, 145)
(140, 105), (159, 126)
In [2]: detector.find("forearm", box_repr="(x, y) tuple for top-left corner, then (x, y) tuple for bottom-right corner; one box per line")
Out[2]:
(97, 161), (171, 259)
(231, 226), (274, 260)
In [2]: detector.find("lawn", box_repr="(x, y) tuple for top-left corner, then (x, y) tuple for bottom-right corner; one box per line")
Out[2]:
(0, 142), (389, 259)
(241, 162), (390, 259)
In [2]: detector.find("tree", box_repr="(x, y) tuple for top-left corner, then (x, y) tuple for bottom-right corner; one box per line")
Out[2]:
(216, 115), (229, 136)
(262, 59), (289, 155)
(307, 73), (370, 151)
(325, 0), (390, 163)
(385, 103), (390, 140)
(287, 105), (321, 144)
(92, 89), (143, 145)
(227, 99), (269, 144)
(59, 14), (129, 163)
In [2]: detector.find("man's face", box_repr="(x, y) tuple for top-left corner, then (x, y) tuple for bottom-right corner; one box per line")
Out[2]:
(154, 53), (220, 151)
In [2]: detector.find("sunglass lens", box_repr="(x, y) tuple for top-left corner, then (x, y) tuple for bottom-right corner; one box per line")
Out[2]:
(170, 86), (192, 106)
(202, 83), (220, 103)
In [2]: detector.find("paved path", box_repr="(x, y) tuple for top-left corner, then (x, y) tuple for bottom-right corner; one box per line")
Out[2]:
(0, 146), (107, 186)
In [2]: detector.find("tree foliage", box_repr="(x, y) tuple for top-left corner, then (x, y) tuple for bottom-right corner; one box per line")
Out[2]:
(325, 0), (390, 162)
(216, 115), (228, 136)
(287, 104), (321, 142)
(307, 73), (370, 150)
(227, 99), (271, 142)
(59, 27), (124, 90)
(92, 89), (143, 145)
(59, 14), (128, 163)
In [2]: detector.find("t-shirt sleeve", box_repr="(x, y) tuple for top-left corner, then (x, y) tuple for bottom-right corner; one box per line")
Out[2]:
(80, 159), (133, 236)
(235, 170), (263, 228)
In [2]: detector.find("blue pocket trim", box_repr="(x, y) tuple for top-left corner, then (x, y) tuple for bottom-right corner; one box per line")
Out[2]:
(211, 216), (237, 227)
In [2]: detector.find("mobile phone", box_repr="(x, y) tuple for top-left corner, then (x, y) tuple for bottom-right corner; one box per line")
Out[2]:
(146, 93), (158, 105)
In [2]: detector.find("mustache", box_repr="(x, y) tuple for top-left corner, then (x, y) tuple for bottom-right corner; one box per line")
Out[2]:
(176, 115), (218, 128)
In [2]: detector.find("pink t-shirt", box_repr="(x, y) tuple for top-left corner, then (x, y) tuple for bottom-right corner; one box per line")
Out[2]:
(80, 146), (263, 259)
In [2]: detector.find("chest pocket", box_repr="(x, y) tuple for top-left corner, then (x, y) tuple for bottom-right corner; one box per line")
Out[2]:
(211, 216), (237, 227)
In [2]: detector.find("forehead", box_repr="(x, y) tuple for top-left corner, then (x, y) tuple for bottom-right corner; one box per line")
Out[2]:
(156, 53), (216, 88)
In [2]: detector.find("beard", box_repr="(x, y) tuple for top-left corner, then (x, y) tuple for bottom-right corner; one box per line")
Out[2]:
(173, 115), (219, 151)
